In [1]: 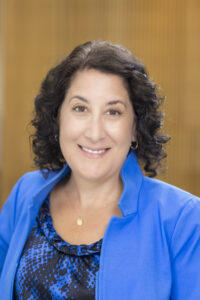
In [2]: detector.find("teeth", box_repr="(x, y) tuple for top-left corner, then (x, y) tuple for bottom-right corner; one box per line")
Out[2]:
(81, 146), (107, 154)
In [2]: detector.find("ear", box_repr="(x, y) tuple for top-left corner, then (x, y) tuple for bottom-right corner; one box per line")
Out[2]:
(131, 119), (137, 142)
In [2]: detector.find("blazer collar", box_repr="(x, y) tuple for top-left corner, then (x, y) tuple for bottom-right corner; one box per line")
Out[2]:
(119, 151), (143, 216)
(32, 151), (143, 216)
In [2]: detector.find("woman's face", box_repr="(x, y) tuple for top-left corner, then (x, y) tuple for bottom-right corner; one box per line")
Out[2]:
(59, 69), (136, 183)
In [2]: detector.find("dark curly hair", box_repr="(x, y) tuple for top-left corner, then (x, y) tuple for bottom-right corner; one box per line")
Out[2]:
(31, 40), (169, 177)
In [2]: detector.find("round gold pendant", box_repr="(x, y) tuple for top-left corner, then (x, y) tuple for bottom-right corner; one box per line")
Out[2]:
(76, 217), (83, 226)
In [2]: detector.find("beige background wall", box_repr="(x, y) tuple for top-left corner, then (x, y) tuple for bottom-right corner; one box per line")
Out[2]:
(1, 0), (200, 207)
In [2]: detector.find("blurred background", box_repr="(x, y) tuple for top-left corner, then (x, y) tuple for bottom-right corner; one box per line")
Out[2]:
(0, 0), (200, 208)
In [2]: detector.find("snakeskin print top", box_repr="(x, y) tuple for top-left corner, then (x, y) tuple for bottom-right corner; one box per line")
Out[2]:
(13, 196), (102, 299)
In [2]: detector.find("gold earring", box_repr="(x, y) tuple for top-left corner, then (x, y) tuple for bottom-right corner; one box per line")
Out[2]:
(130, 141), (138, 150)
(54, 134), (59, 142)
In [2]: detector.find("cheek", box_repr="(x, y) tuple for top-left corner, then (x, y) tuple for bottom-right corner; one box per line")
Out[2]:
(59, 114), (81, 138)
(60, 126), (80, 143)
(108, 120), (134, 143)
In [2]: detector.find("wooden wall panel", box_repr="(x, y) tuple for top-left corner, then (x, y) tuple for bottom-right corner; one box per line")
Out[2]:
(1, 0), (200, 207)
(0, 0), (4, 199)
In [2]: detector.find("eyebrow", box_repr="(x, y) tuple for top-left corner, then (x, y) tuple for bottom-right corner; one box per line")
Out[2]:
(69, 95), (127, 108)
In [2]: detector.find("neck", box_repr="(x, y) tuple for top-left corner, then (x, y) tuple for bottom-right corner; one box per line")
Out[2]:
(64, 173), (124, 209)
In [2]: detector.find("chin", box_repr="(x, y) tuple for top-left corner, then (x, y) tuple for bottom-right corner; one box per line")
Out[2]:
(81, 172), (106, 182)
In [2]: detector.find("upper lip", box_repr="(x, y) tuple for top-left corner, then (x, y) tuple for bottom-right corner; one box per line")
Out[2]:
(78, 145), (110, 151)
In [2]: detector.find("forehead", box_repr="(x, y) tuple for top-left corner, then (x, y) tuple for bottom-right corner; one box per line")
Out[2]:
(66, 69), (130, 101)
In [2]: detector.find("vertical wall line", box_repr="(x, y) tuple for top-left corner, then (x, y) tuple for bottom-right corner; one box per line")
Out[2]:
(0, 0), (5, 200)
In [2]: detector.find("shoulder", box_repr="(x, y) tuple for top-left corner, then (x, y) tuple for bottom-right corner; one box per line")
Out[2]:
(12, 169), (57, 197)
(135, 177), (200, 260)
(139, 176), (200, 240)
(3, 168), (62, 212)
(19, 169), (56, 186)
(141, 176), (200, 210)
(0, 168), (64, 231)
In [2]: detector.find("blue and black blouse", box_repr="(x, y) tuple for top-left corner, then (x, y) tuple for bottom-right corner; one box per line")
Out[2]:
(14, 196), (102, 299)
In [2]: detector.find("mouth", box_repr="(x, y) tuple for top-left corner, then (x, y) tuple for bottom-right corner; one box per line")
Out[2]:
(78, 145), (110, 155)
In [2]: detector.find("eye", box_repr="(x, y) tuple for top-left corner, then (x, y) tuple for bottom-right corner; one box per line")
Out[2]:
(73, 105), (87, 112)
(107, 109), (121, 116)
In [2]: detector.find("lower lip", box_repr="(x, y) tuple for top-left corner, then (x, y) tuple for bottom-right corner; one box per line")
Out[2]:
(78, 145), (110, 158)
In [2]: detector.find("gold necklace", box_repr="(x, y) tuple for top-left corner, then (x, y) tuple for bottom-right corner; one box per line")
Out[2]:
(68, 196), (83, 226)
(76, 216), (83, 226)
(73, 203), (84, 226)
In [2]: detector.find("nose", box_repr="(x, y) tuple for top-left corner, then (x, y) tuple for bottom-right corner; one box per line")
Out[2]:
(84, 115), (106, 142)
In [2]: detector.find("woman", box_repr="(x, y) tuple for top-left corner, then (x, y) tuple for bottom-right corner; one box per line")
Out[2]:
(0, 41), (200, 299)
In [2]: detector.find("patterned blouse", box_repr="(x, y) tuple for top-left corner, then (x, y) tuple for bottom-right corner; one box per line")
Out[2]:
(14, 196), (103, 299)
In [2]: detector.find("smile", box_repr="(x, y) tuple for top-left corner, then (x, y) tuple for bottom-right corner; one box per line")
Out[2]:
(78, 145), (110, 155)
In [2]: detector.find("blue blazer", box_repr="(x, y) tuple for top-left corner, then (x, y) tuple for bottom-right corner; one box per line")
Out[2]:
(0, 152), (200, 299)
